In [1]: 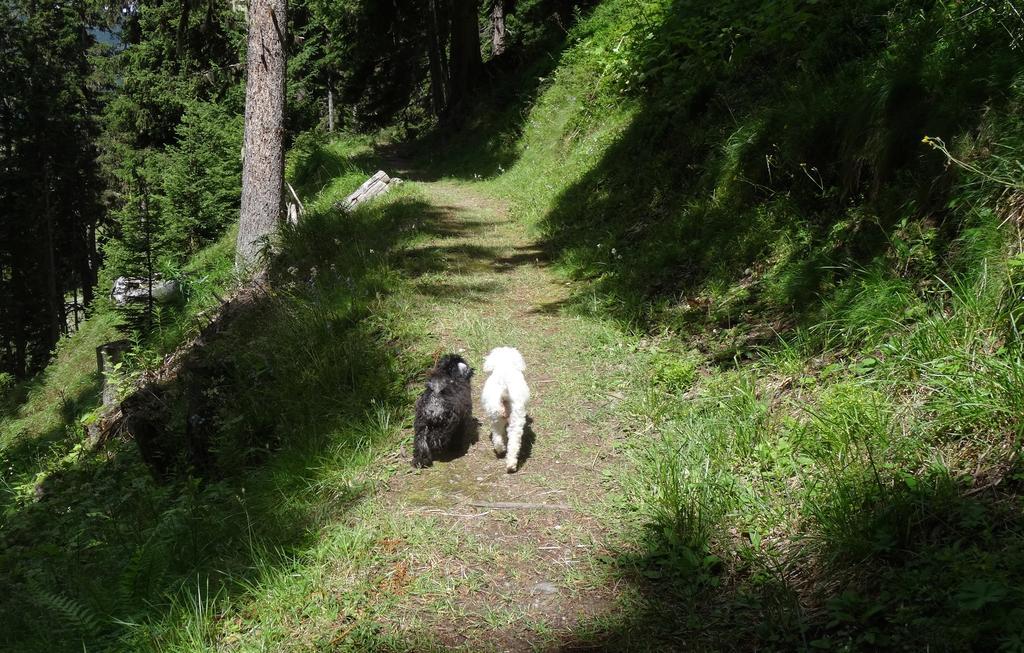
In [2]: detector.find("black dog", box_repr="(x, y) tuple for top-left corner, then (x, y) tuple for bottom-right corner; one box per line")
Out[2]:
(412, 354), (473, 468)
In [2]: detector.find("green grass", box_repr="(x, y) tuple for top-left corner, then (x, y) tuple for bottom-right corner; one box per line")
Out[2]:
(0, 311), (119, 451)
(399, 0), (1024, 648)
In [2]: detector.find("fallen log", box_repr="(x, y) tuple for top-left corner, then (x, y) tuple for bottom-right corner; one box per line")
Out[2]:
(335, 170), (404, 212)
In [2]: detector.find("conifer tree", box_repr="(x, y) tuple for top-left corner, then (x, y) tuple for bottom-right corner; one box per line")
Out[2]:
(236, 0), (288, 270)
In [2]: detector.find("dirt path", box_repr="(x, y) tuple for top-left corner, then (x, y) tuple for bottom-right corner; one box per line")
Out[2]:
(376, 176), (630, 650)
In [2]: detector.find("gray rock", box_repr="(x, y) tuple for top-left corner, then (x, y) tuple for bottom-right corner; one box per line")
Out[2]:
(111, 277), (182, 305)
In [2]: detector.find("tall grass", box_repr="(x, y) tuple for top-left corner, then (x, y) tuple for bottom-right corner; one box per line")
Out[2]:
(425, 0), (1024, 647)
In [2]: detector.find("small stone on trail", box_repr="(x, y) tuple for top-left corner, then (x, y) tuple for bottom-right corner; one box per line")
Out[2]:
(476, 476), (484, 482)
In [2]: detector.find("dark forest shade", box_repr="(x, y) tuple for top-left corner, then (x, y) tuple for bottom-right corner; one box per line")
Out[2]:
(0, 0), (103, 376)
(446, 0), (484, 113)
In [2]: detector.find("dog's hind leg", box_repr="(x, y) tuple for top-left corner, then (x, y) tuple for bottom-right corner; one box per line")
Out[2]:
(490, 414), (507, 457)
(505, 407), (527, 473)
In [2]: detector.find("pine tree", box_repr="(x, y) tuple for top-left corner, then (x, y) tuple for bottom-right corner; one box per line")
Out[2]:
(162, 102), (244, 255)
(105, 153), (166, 331)
(95, 0), (246, 302)
(236, 0), (288, 270)
(491, 0), (507, 57)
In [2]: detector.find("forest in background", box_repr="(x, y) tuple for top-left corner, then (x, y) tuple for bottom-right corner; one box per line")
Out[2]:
(0, 0), (576, 379)
(3, 0), (1024, 650)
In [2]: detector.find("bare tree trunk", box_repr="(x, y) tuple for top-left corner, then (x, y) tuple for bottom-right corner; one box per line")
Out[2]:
(0, 262), (7, 366)
(2, 331), (11, 371)
(435, 0), (451, 87)
(327, 85), (335, 132)
(141, 184), (154, 329)
(13, 330), (25, 378)
(11, 264), (26, 378)
(236, 0), (288, 271)
(447, 0), (482, 112)
(96, 340), (131, 408)
(491, 0), (506, 57)
(42, 163), (61, 350)
(78, 230), (95, 307)
(426, 0), (449, 116)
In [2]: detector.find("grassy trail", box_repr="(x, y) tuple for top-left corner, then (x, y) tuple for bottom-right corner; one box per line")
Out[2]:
(164, 169), (650, 652)
(359, 173), (635, 649)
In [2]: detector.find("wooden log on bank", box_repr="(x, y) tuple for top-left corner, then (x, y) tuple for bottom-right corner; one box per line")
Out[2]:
(335, 170), (404, 212)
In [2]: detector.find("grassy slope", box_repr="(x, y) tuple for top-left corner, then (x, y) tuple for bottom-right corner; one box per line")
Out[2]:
(417, 0), (1024, 649)
(4, 1), (1024, 651)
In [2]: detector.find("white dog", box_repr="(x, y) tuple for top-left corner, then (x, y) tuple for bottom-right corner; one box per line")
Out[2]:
(481, 347), (531, 473)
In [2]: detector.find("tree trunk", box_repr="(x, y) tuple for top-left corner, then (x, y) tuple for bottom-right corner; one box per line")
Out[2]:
(142, 185), (154, 329)
(11, 264), (26, 378)
(13, 330), (26, 378)
(447, 0), (482, 112)
(327, 85), (335, 132)
(83, 221), (97, 306)
(96, 340), (132, 408)
(0, 262), (7, 367)
(491, 0), (506, 57)
(236, 0), (288, 271)
(426, 0), (449, 116)
(42, 163), (61, 351)
(78, 231), (95, 307)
